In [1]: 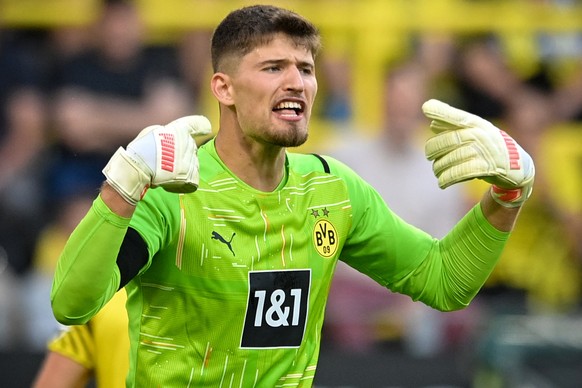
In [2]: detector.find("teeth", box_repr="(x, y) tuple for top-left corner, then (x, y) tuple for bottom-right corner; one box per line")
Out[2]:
(275, 101), (301, 110)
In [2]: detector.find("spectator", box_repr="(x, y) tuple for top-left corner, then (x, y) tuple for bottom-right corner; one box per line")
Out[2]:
(20, 0), (193, 349)
(178, 29), (213, 111)
(0, 29), (48, 277)
(453, 33), (582, 313)
(48, 0), (193, 204)
(324, 54), (476, 356)
(0, 28), (48, 348)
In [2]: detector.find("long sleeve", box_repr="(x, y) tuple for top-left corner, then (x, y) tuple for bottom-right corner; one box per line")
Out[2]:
(51, 196), (130, 325)
(390, 204), (510, 311)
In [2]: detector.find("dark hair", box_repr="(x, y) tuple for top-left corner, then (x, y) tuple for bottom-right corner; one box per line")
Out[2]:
(211, 4), (321, 72)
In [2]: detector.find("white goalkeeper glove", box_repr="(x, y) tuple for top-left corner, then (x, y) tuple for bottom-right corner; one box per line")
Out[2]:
(103, 115), (212, 205)
(422, 99), (535, 208)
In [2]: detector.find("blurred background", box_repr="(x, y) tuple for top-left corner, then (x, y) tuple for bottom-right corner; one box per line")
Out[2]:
(1, 0), (581, 386)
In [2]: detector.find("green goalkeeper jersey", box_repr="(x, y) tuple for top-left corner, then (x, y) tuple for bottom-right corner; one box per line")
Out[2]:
(52, 139), (510, 387)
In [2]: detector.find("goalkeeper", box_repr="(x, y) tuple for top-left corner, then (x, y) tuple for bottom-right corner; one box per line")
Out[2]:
(51, 4), (534, 387)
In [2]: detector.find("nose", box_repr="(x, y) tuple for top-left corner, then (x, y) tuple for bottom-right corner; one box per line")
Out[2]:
(283, 66), (305, 92)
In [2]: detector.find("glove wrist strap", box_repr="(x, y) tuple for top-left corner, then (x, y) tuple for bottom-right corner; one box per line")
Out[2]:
(102, 147), (150, 205)
(489, 184), (528, 208)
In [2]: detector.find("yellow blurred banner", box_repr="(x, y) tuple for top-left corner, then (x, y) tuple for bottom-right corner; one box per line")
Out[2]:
(1, 0), (581, 129)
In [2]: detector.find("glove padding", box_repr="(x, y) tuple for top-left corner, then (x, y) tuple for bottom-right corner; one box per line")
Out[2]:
(422, 99), (535, 208)
(103, 115), (212, 205)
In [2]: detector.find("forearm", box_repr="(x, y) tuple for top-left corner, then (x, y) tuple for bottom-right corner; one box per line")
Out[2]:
(480, 187), (522, 232)
(51, 193), (131, 325)
(100, 182), (137, 217)
(33, 352), (90, 388)
(391, 203), (510, 311)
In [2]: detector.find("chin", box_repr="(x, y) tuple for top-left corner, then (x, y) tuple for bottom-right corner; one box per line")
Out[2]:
(286, 128), (309, 147)
(270, 133), (308, 148)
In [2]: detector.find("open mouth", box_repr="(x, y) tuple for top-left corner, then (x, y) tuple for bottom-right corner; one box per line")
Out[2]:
(273, 101), (304, 117)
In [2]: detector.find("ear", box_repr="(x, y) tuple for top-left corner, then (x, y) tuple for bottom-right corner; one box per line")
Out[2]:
(211, 72), (234, 106)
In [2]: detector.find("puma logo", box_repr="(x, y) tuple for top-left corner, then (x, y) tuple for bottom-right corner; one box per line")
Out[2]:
(211, 231), (236, 256)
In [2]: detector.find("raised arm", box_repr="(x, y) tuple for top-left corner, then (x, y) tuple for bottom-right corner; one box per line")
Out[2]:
(386, 99), (536, 310)
(51, 116), (211, 325)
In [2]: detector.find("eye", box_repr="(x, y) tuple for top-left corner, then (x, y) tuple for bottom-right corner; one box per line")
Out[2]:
(264, 65), (280, 72)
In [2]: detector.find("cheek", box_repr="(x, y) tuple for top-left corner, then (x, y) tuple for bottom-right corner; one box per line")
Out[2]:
(308, 79), (318, 101)
(234, 91), (260, 117)
(239, 84), (269, 108)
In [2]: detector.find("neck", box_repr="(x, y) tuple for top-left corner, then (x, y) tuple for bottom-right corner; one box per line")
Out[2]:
(215, 132), (286, 192)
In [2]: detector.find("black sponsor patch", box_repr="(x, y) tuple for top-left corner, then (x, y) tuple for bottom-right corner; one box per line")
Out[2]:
(241, 269), (310, 348)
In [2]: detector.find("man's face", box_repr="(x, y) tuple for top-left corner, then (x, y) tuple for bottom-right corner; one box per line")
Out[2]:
(227, 34), (318, 148)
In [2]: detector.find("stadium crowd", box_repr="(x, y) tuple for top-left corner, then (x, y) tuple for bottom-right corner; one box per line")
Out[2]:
(1, 0), (582, 386)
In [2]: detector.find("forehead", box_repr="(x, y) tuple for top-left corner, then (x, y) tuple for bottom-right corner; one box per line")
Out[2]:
(244, 34), (314, 65)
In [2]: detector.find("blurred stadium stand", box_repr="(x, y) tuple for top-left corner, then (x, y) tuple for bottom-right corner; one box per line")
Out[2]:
(1, 0), (582, 130)
(3, 347), (475, 387)
(475, 314), (582, 388)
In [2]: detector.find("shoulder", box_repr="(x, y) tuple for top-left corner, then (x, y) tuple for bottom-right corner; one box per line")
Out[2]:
(287, 152), (360, 178)
(287, 152), (377, 203)
(287, 152), (365, 187)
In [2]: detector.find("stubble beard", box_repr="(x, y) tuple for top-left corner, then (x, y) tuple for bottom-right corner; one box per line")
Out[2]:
(263, 122), (309, 148)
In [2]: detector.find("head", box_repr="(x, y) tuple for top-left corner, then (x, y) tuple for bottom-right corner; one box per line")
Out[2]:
(94, 0), (145, 65)
(210, 5), (321, 149)
(383, 61), (428, 147)
(211, 5), (321, 73)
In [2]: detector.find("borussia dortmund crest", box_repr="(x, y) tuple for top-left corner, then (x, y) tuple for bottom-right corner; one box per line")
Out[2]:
(313, 219), (338, 258)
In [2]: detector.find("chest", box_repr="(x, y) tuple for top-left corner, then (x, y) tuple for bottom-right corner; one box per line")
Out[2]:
(142, 172), (349, 283)
(188, 182), (350, 272)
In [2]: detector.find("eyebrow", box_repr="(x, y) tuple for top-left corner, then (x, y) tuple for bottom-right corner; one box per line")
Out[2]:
(257, 58), (315, 69)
